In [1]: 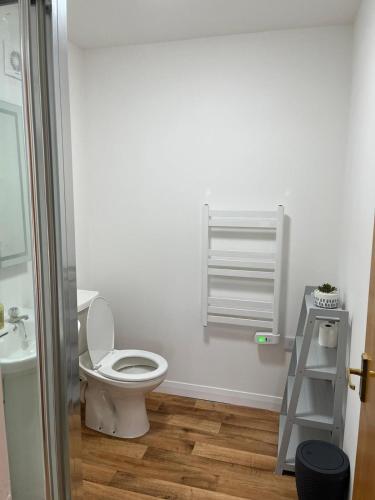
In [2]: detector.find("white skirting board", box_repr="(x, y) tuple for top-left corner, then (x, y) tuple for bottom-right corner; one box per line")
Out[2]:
(155, 380), (282, 411)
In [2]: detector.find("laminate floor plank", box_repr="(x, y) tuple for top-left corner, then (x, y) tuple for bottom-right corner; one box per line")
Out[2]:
(150, 401), (278, 432)
(110, 472), (248, 500)
(83, 480), (157, 499)
(83, 434), (147, 459)
(145, 398), (162, 411)
(195, 400), (279, 421)
(134, 420), (277, 456)
(143, 447), (296, 498)
(144, 446), (277, 484)
(148, 392), (197, 407)
(82, 462), (117, 485)
(217, 473), (297, 500)
(82, 393), (297, 499)
(219, 422), (278, 444)
(148, 409), (222, 434)
(192, 441), (277, 470)
(83, 447), (218, 490)
(83, 423), (196, 455)
(154, 402), (279, 433)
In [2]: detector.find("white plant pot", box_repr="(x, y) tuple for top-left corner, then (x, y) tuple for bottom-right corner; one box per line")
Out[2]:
(314, 289), (339, 309)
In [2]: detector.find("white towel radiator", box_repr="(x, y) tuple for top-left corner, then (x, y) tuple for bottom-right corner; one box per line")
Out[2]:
(201, 205), (284, 343)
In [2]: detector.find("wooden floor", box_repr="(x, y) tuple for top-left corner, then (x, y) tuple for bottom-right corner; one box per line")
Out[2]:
(82, 393), (297, 499)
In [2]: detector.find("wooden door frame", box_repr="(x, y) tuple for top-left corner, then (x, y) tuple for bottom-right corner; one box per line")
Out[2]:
(353, 218), (375, 499)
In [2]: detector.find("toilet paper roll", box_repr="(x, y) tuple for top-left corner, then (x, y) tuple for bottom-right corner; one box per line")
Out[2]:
(318, 322), (338, 348)
(327, 323), (338, 348)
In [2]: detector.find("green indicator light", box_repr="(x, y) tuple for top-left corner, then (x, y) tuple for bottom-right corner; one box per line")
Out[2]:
(257, 336), (266, 343)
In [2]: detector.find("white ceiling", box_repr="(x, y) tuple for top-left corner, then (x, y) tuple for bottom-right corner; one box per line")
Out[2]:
(68, 0), (361, 49)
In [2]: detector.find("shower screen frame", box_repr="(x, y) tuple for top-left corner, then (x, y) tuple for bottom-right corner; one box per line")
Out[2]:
(18, 0), (81, 498)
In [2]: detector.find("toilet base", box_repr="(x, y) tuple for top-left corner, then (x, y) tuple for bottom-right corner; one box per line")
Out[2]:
(83, 373), (165, 438)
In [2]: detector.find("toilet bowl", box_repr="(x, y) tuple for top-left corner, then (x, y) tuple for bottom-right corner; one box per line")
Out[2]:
(79, 296), (168, 438)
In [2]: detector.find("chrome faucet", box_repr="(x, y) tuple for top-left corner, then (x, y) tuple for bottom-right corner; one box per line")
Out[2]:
(7, 307), (29, 340)
(8, 306), (29, 324)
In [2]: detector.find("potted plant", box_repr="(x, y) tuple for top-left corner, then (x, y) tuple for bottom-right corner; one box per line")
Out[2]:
(314, 283), (339, 309)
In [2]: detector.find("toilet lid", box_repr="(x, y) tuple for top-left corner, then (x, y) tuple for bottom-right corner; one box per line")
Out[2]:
(87, 296), (115, 368)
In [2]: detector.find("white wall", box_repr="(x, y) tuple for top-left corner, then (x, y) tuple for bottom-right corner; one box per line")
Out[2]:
(68, 43), (90, 287)
(341, 0), (375, 491)
(70, 26), (352, 406)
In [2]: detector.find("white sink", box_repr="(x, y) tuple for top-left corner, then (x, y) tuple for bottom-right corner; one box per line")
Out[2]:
(0, 292), (98, 376)
(0, 313), (36, 375)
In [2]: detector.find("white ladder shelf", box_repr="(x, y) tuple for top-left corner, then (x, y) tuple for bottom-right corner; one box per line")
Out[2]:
(275, 286), (349, 474)
(201, 205), (284, 339)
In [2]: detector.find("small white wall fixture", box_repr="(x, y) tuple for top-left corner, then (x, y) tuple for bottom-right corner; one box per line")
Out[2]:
(201, 205), (284, 344)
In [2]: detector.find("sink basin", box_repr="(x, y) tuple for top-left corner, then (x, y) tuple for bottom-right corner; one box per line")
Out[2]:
(0, 312), (36, 375)
(0, 293), (97, 376)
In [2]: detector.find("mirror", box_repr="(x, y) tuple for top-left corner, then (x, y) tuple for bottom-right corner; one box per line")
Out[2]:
(0, 100), (30, 267)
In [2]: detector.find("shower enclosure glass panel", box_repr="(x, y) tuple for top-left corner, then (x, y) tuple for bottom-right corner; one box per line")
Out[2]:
(0, 0), (80, 497)
(0, 2), (46, 499)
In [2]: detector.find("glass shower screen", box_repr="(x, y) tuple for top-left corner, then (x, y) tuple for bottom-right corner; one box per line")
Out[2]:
(0, 2), (46, 498)
(0, 0), (80, 498)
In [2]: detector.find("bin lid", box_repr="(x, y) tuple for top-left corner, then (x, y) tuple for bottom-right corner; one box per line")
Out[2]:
(297, 440), (349, 475)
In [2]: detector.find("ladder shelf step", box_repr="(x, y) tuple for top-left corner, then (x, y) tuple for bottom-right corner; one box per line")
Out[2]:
(295, 336), (337, 380)
(278, 415), (333, 472)
(287, 376), (334, 429)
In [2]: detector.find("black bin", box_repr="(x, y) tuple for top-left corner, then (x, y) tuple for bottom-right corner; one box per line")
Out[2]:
(295, 440), (350, 500)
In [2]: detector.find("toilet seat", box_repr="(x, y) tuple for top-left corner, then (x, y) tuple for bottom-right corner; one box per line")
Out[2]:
(86, 297), (168, 383)
(98, 349), (168, 382)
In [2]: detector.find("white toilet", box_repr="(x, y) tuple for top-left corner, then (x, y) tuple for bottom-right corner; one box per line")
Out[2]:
(78, 294), (168, 438)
